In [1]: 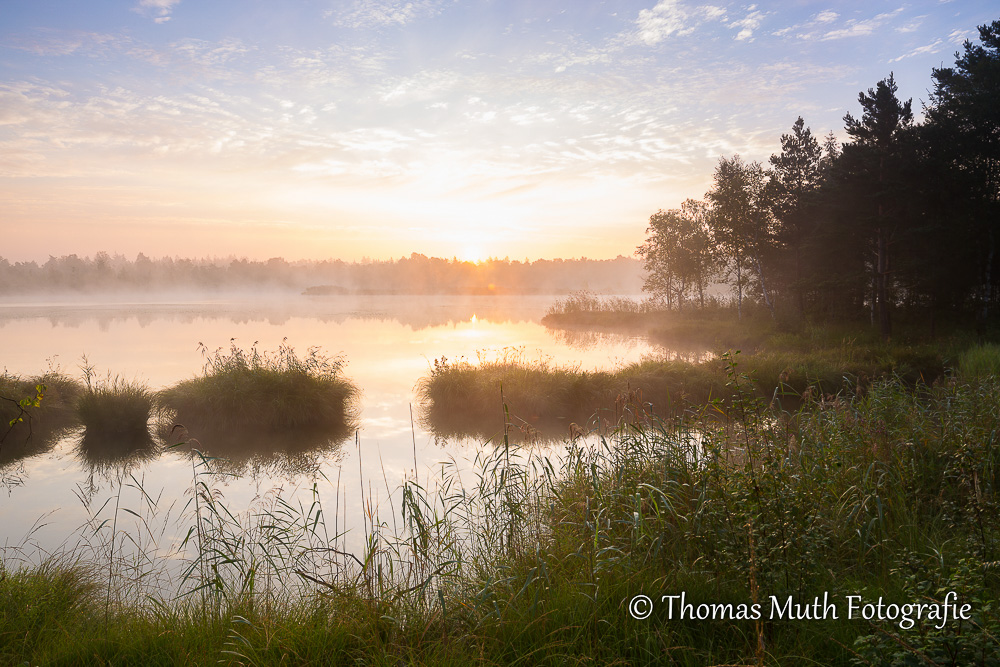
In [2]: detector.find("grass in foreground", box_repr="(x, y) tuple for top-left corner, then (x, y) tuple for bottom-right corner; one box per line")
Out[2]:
(4, 365), (998, 665)
(158, 341), (358, 451)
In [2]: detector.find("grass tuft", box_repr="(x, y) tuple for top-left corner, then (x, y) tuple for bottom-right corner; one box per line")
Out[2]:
(76, 373), (155, 457)
(158, 340), (358, 450)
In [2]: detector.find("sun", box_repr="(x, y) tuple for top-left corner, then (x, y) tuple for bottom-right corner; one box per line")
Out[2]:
(460, 245), (484, 263)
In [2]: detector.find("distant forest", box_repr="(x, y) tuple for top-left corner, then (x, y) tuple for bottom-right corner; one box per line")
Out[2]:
(637, 19), (1000, 338)
(0, 252), (642, 296)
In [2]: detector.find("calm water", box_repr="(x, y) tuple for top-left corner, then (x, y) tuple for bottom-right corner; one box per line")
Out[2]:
(0, 294), (657, 589)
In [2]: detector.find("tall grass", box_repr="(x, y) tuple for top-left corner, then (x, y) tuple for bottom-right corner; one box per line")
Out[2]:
(546, 290), (660, 316)
(159, 340), (358, 451)
(416, 343), (950, 442)
(958, 342), (1000, 379)
(415, 349), (622, 441)
(76, 367), (156, 459)
(4, 364), (1000, 664)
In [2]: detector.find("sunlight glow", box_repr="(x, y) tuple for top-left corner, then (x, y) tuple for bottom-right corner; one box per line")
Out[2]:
(461, 246), (483, 263)
(1, 2), (989, 262)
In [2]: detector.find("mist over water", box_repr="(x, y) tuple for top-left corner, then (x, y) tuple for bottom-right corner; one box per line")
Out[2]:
(0, 292), (656, 592)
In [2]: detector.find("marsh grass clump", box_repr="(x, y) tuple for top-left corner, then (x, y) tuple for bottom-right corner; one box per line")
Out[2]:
(542, 290), (663, 331)
(76, 373), (155, 457)
(1, 373), (81, 466)
(415, 349), (624, 441)
(159, 340), (358, 443)
(418, 338), (955, 441)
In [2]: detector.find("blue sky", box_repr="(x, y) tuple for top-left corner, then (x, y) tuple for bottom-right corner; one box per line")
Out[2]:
(1, 1), (996, 262)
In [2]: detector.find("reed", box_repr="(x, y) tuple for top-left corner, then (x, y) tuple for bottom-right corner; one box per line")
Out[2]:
(957, 342), (1000, 379)
(415, 350), (617, 441)
(416, 342), (950, 441)
(75, 373), (155, 454)
(159, 340), (358, 443)
(3, 366), (999, 665)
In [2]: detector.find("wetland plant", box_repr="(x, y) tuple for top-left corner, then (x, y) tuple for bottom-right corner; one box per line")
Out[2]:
(159, 340), (358, 445)
(76, 370), (155, 456)
(3, 367), (1000, 664)
(1, 373), (81, 464)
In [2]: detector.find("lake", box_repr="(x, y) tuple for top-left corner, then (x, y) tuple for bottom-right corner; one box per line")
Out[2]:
(0, 294), (658, 593)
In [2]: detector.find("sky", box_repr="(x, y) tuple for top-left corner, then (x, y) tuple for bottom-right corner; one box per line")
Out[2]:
(1, 1), (996, 263)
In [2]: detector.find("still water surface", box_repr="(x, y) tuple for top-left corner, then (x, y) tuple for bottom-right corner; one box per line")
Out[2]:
(0, 294), (657, 589)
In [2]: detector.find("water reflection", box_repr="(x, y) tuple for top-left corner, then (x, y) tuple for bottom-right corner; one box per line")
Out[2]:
(75, 426), (159, 476)
(547, 326), (713, 361)
(1, 436), (57, 488)
(0, 295), (553, 333)
(0, 294), (662, 577)
(0, 375), (80, 478)
(159, 421), (352, 479)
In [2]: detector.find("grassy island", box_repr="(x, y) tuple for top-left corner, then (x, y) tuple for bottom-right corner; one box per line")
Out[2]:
(158, 341), (359, 449)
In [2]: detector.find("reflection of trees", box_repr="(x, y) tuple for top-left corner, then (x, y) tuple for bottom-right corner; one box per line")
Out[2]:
(547, 326), (643, 351)
(547, 325), (712, 363)
(0, 295), (566, 333)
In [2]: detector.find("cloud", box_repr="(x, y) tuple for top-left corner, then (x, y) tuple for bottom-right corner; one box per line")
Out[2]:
(135, 0), (181, 22)
(896, 16), (925, 33)
(632, 1), (727, 46)
(948, 28), (974, 45)
(326, 0), (446, 29)
(889, 38), (944, 63)
(4, 30), (132, 58)
(773, 7), (906, 42)
(819, 8), (904, 41)
(728, 6), (765, 42)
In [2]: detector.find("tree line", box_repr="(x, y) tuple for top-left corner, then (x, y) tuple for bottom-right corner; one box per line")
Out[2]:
(638, 19), (1000, 339)
(0, 252), (642, 296)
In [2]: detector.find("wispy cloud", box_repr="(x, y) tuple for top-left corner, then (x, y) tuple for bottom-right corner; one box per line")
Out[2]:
(819, 9), (905, 41)
(135, 0), (181, 24)
(772, 7), (906, 42)
(5, 30), (129, 58)
(948, 28), (975, 45)
(729, 6), (766, 42)
(889, 38), (944, 63)
(896, 16), (926, 34)
(632, 1), (726, 46)
(326, 0), (447, 29)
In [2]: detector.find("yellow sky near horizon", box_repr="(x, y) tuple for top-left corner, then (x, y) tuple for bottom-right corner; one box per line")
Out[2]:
(2, 1), (994, 263)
